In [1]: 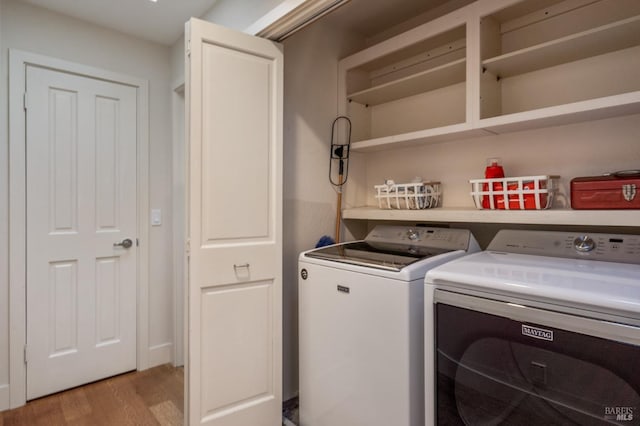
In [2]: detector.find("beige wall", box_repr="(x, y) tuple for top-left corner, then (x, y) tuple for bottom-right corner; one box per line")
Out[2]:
(350, 111), (640, 251)
(0, 0), (175, 408)
(358, 113), (640, 209)
(170, 35), (186, 88)
(281, 19), (366, 400)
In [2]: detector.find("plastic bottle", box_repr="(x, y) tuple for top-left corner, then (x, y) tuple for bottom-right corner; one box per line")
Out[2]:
(482, 158), (505, 209)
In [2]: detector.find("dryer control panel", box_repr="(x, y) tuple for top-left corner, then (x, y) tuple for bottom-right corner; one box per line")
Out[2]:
(488, 230), (640, 264)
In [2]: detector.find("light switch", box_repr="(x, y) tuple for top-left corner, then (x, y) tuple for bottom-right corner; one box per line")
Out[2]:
(151, 209), (162, 226)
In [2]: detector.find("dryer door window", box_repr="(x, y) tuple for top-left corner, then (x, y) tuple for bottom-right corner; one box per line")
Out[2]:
(436, 303), (640, 425)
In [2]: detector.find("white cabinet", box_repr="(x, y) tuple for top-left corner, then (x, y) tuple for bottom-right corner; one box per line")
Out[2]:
(339, 0), (640, 227)
(338, 8), (485, 151)
(479, 0), (640, 133)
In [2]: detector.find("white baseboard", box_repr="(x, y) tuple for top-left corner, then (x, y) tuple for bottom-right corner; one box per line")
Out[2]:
(147, 342), (173, 368)
(0, 384), (10, 412)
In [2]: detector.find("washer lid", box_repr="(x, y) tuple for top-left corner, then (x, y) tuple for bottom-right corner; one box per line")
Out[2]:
(305, 225), (475, 272)
(426, 251), (640, 319)
(305, 241), (452, 272)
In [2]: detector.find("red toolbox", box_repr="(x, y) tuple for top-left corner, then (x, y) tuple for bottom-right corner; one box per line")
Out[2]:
(571, 171), (640, 209)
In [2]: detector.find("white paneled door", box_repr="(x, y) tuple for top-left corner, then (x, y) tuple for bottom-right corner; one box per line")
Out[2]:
(186, 18), (283, 426)
(25, 65), (137, 400)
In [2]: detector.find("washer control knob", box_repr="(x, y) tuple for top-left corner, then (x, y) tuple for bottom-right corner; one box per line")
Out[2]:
(574, 236), (596, 253)
(407, 229), (419, 241)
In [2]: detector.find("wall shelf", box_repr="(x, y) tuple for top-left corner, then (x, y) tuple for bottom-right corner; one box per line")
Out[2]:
(483, 15), (640, 78)
(350, 91), (640, 149)
(348, 59), (466, 106)
(478, 91), (640, 134)
(343, 207), (640, 227)
(350, 124), (488, 152)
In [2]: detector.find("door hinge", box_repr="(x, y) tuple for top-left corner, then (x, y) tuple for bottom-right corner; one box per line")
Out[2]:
(186, 238), (190, 255)
(136, 238), (139, 247)
(24, 345), (28, 365)
(186, 40), (191, 58)
(23, 92), (28, 110)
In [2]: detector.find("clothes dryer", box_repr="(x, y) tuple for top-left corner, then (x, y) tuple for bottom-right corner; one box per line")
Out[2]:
(425, 230), (640, 425)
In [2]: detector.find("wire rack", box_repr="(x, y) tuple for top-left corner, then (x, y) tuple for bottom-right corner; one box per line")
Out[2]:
(374, 182), (441, 209)
(470, 175), (559, 210)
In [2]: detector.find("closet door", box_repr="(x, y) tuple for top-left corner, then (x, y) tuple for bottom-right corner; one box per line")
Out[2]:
(185, 18), (283, 426)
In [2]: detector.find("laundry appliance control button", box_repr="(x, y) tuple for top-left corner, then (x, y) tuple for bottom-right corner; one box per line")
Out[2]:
(574, 236), (596, 253)
(407, 229), (419, 241)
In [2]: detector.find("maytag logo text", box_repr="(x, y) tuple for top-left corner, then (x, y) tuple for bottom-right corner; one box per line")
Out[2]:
(521, 324), (554, 341)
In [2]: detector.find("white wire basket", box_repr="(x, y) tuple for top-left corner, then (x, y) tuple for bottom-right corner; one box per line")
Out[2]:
(470, 175), (559, 210)
(374, 181), (441, 210)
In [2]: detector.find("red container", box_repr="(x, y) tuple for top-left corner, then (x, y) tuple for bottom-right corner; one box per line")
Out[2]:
(501, 180), (547, 210)
(571, 174), (640, 209)
(482, 158), (505, 208)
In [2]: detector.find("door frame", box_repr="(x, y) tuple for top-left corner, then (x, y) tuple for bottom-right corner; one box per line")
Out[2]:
(8, 49), (150, 409)
(171, 80), (185, 368)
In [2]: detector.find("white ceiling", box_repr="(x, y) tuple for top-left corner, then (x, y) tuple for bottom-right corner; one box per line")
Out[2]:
(20, 0), (220, 45)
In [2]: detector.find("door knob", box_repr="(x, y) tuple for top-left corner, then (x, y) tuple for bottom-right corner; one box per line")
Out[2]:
(114, 238), (133, 249)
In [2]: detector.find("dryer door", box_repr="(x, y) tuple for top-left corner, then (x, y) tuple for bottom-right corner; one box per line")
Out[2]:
(434, 291), (640, 425)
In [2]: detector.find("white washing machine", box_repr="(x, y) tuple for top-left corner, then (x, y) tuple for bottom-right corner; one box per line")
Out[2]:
(298, 225), (480, 426)
(424, 229), (640, 425)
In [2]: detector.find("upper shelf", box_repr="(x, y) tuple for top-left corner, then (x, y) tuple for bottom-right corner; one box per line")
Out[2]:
(350, 124), (489, 152)
(483, 15), (640, 78)
(479, 91), (640, 134)
(342, 206), (640, 227)
(350, 91), (640, 151)
(348, 58), (466, 106)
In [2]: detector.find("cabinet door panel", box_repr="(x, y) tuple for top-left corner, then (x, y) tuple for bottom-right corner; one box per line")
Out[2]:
(186, 18), (283, 426)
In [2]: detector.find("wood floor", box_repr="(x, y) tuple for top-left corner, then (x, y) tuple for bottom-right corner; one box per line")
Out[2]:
(0, 364), (184, 426)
